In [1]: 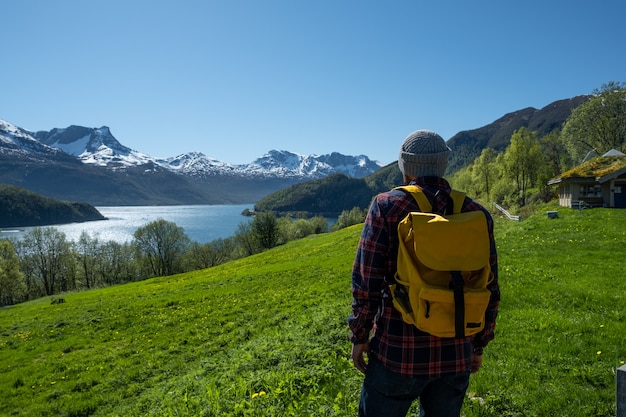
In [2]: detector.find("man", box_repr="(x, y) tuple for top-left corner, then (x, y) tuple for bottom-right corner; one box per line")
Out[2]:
(348, 130), (500, 417)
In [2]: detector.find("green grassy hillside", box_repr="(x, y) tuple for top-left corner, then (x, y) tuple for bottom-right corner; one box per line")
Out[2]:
(1, 206), (625, 416)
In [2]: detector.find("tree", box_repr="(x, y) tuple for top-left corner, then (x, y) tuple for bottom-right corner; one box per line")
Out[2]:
(471, 148), (498, 200)
(332, 207), (368, 231)
(97, 241), (137, 285)
(562, 81), (626, 163)
(0, 239), (26, 305)
(133, 219), (191, 277)
(308, 216), (329, 234)
(185, 238), (233, 270)
(15, 227), (73, 296)
(233, 221), (257, 257)
(252, 212), (279, 250)
(287, 218), (315, 240)
(503, 128), (544, 206)
(448, 164), (475, 197)
(540, 130), (571, 177)
(76, 231), (99, 289)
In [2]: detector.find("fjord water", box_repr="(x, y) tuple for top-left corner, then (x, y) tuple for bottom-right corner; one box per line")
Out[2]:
(3, 204), (254, 244)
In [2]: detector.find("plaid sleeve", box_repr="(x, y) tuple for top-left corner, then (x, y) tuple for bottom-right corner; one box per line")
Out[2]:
(348, 196), (390, 344)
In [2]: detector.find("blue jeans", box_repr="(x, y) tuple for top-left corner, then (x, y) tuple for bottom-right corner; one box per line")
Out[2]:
(358, 357), (470, 417)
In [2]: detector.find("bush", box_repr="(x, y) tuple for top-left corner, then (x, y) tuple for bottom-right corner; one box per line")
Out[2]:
(332, 207), (368, 231)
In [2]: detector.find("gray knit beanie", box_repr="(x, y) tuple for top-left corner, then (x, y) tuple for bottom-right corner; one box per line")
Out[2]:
(398, 130), (451, 178)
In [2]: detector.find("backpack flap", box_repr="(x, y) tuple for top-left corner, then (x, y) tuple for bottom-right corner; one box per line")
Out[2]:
(409, 210), (490, 273)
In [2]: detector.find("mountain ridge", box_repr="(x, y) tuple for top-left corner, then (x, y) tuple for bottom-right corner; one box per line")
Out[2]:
(29, 121), (383, 178)
(0, 118), (382, 205)
(446, 95), (590, 172)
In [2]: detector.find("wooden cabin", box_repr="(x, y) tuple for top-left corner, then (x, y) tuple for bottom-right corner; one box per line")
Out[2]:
(548, 150), (626, 208)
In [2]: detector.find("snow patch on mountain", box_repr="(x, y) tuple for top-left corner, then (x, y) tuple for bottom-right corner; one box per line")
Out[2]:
(0, 119), (65, 157)
(1, 118), (383, 179)
(247, 150), (333, 177)
(166, 152), (240, 176)
(32, 124), (157, 167)
(244, 150), (382, 178)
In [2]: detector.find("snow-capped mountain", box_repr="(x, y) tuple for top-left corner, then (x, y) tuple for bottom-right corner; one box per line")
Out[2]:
(0, 118), (383, 205)
(165, 152), (240, 176)
(2, 119), (382, 179)
(245, 150), (381, 179)
(34, 125), (157, 168)
(0, 118), (68, 159)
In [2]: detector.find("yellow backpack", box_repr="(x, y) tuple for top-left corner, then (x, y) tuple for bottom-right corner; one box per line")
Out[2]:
(390, 185), (493, 338)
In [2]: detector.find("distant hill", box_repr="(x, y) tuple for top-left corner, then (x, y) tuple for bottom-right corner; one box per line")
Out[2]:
(0, 184), (106, 228)
(255, 163), (403, 216)
(257, 96), (591, 215)
(446, 95), (590, 172)
(254, 173), (374, 216)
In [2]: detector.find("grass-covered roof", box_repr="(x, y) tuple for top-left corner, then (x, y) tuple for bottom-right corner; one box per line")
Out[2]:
(559, 155), (626, 179)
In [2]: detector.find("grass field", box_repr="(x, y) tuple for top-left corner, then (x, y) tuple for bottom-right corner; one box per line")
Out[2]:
(1, 204), (624, 416)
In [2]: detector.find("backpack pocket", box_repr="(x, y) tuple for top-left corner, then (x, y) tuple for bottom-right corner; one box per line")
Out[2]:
(390, 274), (422, 327)
(416, 286), (491, 338)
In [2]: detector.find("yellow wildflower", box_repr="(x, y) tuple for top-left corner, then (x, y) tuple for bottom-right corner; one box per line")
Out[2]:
(252, 391), (266, 399)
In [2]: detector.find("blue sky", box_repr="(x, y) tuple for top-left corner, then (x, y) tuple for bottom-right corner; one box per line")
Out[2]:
(2, 1), (624, 165)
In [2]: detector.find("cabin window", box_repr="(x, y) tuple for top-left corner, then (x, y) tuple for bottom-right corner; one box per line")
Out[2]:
(580, 184), (601, 197)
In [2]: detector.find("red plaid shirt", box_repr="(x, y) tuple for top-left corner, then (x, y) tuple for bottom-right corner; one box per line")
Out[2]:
(348, 177), (500, 378)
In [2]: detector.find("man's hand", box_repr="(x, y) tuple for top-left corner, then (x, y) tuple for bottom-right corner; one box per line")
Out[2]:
(351, 342), (370, 374)
(470, 353), (483, 374)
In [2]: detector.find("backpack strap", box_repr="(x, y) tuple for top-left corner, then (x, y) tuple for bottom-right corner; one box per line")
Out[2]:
(449, 190), (466, 215)
(395, 185), (432, 212)
(451, 271), (465, 338)
(395, 185), (466, 214)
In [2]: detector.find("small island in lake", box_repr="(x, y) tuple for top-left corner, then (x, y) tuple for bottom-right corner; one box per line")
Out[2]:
(0, 184), (106, 228)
